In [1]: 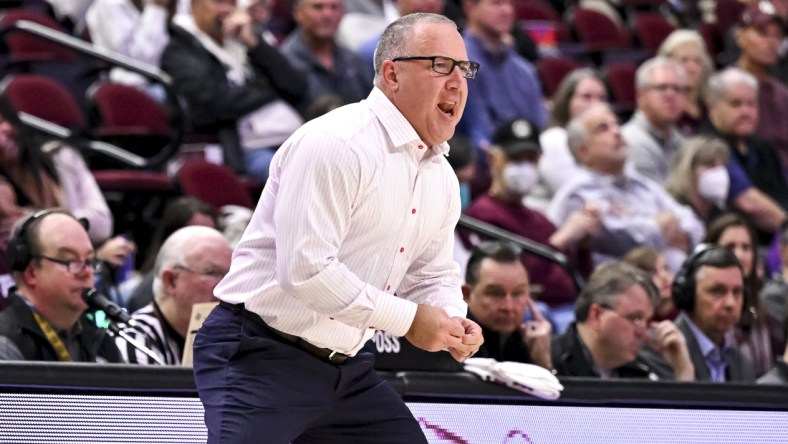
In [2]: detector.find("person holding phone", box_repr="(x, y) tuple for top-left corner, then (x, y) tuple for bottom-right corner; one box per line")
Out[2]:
(462, 241), (553, 370)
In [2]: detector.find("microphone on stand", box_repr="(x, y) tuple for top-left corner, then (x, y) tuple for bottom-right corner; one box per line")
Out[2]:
(82, 288), (138, 328)
(82, 288), (165, 365)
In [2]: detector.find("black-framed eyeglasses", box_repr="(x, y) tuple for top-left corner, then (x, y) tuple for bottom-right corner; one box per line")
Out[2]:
(34, 255), (102, 274)
(174, 264), (226, 279)
(392, 56), (480, 79)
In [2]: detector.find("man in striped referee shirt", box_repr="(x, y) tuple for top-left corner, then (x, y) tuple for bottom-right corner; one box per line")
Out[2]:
(118, 226), (232, 365)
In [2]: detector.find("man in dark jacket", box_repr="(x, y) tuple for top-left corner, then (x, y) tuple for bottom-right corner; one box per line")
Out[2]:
(161, 0), (307, 180)
(552, 261), (695, 380)
(0, 209), (122, 363)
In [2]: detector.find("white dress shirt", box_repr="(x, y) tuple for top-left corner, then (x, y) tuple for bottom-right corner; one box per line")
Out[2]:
(547, 166), (704, 270)
(215, 87), (466, 355)
(86, 0), (170, 86)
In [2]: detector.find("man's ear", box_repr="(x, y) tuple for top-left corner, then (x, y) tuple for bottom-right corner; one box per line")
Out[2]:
(380, 60), (400, 91)
(162, 268), (178, 292)
(461, 284), (472, 302)
(586, 303), (603, 329)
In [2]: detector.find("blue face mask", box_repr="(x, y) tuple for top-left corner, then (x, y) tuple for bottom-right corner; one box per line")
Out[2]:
(460, 182), (472, 211)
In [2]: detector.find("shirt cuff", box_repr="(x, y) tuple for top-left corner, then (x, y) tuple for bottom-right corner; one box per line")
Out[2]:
(366, 295), (417, 337)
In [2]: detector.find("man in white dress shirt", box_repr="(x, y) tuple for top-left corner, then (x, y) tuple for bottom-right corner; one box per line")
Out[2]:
(193, 13), (484, 444)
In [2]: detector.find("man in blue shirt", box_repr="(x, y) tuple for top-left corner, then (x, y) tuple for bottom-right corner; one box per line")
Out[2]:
(670, 244), (756, 382)
(458, 0), (547, 150)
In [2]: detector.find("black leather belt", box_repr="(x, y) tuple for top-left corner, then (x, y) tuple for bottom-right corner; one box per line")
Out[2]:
(219, 301), (350, 365)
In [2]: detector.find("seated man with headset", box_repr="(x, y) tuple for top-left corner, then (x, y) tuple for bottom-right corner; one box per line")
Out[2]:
(0, 209), (122, 363)
(660, 244), (756, 382)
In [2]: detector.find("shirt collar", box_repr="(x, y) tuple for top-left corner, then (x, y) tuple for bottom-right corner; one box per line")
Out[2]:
(365, 87), (451, 156)
(631, 111), (680, 146)
(683, 312), (735, 358)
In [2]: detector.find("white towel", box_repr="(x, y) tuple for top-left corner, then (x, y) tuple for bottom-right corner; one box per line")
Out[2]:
(464, 358), (564, 400)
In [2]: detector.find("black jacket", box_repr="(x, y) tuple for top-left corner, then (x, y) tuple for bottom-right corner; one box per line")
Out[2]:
(551, 323), (660, 379)
(0, 290), (123, 363)
(160, 26), (307, 172)
(469, 312), (533, 364)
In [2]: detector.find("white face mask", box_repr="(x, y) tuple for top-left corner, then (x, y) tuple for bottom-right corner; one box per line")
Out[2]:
(697, 165), (729, 206)
(502, 161), (538, 196)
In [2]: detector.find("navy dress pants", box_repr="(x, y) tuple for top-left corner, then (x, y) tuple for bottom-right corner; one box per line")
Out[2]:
(193, 304), (428, 444)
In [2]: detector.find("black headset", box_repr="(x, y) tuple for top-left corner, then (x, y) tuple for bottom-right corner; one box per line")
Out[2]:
(6, 209), (55, 272)
(5, 209), (88, 272)
(671, 243), (743, 313)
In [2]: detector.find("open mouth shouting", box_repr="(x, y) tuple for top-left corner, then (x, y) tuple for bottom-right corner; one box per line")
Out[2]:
(438, 101), (457, 118)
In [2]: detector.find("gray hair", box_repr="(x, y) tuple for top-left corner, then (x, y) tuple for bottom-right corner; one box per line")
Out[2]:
(373, 13), (457, 84)
(574, 261), (660, 322)
(152, 226), (229, 300)
(657, 30), (714, 81)
(566, 102), (614, 157)
(705, 67), (758, 107)
(635, 56), (687, 90)
(664, 135), (729, 200)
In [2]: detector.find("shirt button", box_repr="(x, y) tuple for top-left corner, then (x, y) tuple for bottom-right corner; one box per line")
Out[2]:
(386, 285), (391, 291)
(418, 145), (424, 150)
(411, 208), (416, 214)
(329, 317), (335, 320)
(399, 247), (405, 253)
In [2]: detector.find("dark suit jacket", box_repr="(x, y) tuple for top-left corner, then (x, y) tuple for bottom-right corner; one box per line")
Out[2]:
(161, 26), (307, 172)
(675, 312), (755, 383)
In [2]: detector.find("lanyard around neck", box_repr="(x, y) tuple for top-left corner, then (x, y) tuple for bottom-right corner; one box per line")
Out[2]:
(31, 311), (74, 362)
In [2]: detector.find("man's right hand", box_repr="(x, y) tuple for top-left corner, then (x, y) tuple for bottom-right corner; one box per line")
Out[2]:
(405, 304), (466, 353)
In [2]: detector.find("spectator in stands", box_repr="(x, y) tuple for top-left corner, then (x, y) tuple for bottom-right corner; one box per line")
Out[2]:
(126, 197), (219, 313)
(458, 0), (547, 150)
(552, 261), (695, 380)
(0, 209), (123, 363)
(336, 0), (398, 51)
(622, 57), (689, 184)
(462, 241), (552, 369)
(162, 0), (307, 180)
(668, 244), (756, 382)
(86, 0), (177, 95)
(118, 226), (232, 365)
(624, 247), (678, 322)
(537, 68), (608, 207)
(0, 96), (135, 273)
(733, 0), (788, 171)
(704, 67), (788, 240)
(547, 103), (704, 271)
(244, 0), (280, 46)
(657, 30), (715, 136)
(664, 135), (729, 225)
(464, 118), (599, 332)
(757, 298), (788, 384)
(761, 224), (788, 339)
(667, 135), (786, 238)
(705, 214), (779, 377)
(280, 0), (372, 109)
